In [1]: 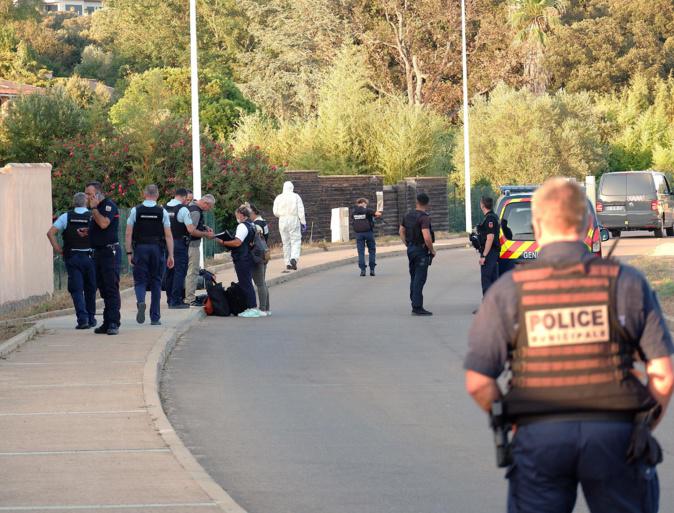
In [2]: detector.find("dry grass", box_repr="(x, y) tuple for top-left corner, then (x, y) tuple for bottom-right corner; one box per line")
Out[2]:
(631, 256), (674, 318)
(0, 322), (31, 343)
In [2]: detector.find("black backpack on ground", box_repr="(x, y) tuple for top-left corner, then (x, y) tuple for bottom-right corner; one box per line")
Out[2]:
(225, 282), (248, 315)
(205, 281), (231, 316)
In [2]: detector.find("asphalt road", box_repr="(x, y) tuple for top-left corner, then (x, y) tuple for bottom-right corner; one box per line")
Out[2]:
(162, 240), (674, 513)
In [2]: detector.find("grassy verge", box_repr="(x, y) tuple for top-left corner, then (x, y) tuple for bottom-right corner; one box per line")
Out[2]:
(631, 256), (674, 319)
(0, 322), (31, 343)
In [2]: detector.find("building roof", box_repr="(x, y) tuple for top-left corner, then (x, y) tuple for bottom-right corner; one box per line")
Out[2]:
(0, 80), (45, 98)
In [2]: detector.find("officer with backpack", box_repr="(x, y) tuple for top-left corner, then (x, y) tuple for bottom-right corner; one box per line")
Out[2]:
(399, 193), (436, 316)
(250, 204), (271, 315)
(47, 192), (97, 329)
(352, 197), (382, 277)
(214, 205), (263, 318)
(125, 184), (175, 326)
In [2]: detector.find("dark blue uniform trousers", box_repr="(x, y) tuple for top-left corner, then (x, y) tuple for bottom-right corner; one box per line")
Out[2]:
(356, 231), (376, 271)
(93, 245), (121, 327)
(133, 244), (166, 322)
(407, 245), (430, 309)
(65, 252), (97, 326)
(481, 249), (499, 295)
(508, 421), (659, 513)
(164, 240), (188, 306)
(234, 255), (257, 309)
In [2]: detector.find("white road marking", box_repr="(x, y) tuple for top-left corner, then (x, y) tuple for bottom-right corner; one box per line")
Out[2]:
(0, 448), (169, 456)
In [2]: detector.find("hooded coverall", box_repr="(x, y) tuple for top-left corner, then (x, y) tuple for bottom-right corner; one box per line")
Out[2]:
(273, 181), (306, 266)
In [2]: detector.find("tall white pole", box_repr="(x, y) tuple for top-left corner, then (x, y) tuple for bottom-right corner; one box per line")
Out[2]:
(189, 0), (204, 266)
(461, 0), (472, 233)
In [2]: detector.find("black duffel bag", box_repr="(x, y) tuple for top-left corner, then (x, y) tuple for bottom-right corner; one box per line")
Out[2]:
(205, 281), (231, 316)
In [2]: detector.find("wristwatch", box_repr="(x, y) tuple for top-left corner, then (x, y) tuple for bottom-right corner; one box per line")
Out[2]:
(126, 251), (132, 255)
(480, 253), (484, 258)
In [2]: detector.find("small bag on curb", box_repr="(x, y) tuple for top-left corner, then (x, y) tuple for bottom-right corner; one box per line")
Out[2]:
(205, 281), (230, 316)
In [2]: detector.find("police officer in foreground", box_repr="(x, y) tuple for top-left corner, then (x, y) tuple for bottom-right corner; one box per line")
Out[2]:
(125, 184), (175, 326)
(464, 178), (674, 513)
(47, 192), (97, 329)
(352, 198), (382, 276)
(85, 181), (121, 335)
(164, 188), (193, 309)
(477, 196), (500, 295)
(399, 193), (436, 316)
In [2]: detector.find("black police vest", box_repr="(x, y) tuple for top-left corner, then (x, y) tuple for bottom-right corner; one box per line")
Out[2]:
(188, 204), (205, 241)
(132, 205), (165, 245)
(478, 211), (500, 251)
(89, 198), (119, 247)
(254, 219), (269, 243)
(231, 222), (255, 262)
(165, 203), (188, 239)
(352, 206), (373, 233)
(504, 258), (657, 419)
(62, 210), (92, 254)
(403, 210), (433, 247)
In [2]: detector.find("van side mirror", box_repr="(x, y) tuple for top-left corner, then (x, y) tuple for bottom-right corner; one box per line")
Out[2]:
(600, 228), (610, 242)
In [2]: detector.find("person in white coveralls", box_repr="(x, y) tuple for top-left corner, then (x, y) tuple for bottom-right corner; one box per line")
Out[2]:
(273, 181), (306, 271)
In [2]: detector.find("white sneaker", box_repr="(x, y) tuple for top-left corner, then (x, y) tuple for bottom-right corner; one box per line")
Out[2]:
(239, 308), (262, 318)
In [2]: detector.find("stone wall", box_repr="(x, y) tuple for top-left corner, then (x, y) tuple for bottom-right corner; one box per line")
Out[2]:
(0, 163), (54, 311)
(263, 171), (448, 243)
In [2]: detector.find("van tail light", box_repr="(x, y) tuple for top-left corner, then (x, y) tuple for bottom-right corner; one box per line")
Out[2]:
(592, 240), (601, 253)
(651, 200), (659, 212)
(596, 200), (603, 213)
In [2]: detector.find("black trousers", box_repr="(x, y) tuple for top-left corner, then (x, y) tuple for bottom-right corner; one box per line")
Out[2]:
(481, 249), (499, 296)
(407, 245), (430, 310)
(94, 245), (121, 327)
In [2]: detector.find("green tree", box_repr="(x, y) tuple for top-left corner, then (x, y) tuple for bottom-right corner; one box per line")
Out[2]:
(508, 0), (567, 94)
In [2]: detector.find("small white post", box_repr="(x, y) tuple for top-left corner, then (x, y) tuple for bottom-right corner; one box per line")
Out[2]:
(585, 175), (596, 209)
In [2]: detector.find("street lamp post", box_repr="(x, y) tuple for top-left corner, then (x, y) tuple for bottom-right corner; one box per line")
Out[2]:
(460, 0), (472, 233)
(189, 0), (203, 265)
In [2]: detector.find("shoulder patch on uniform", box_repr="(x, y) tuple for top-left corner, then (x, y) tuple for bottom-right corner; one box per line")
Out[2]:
(488, 221), (494, 228)
(105, 205), (112, 212)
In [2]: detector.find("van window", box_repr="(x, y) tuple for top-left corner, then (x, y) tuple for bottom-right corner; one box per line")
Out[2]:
(626, 174), (654, 195)
(600, 174), (626, 196)
(654, 174), (670, 194)
(501, 203), (534, 241)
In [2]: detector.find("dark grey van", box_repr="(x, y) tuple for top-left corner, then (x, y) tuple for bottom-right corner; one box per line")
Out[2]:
(597, 171), (674, 238)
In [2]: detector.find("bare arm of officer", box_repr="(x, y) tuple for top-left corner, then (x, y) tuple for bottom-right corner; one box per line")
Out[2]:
(399, 225), (407, 246)
(185, 223), (213, 239)
(422, 228), (435, 256)
(218, 237), (243, 248)
(124, 223), (133, 265)
(91, 208), (111, 230)
(483, 233), (494, 256)
(46, 226), (63, 255)
(164, 227), (175, 269)
(465, 370), (502, 412)
(646, 355), (674, 429)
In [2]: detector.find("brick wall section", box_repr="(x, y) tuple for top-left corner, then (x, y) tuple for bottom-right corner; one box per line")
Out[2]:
(262, 171), (448, 244)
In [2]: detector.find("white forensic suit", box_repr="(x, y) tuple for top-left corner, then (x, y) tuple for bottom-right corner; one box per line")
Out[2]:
(273, 181), (306, 267)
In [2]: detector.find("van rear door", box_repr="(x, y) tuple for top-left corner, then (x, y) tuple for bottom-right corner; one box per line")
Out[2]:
(625, 173), (656, 225)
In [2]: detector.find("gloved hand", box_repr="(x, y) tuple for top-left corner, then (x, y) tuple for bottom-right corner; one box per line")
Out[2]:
(301, 224), (307, 233)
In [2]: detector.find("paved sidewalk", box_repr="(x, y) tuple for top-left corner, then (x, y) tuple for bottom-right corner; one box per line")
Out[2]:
(0, 240), (463, 512)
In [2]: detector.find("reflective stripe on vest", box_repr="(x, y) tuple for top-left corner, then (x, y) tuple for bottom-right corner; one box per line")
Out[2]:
(504, 258), (656, 418)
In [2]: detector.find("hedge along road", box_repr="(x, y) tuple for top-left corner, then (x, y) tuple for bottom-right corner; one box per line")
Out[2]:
(161, 248), (674, 513)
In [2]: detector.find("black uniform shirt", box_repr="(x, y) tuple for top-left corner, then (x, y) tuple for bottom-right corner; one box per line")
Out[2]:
(478, 210), (500, 252)
(89, 197), (119, 247)
(464, 241), (674, 379)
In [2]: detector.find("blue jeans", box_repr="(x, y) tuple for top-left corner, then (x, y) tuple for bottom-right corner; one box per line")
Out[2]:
(407, 245), (430, 310)
(65, 251), (97, 325)
(508, 421), (659, 513)
(94, 245), (121, 327)
(234, 255), (257, 309)
(164, 240), (188, 305)
(356, 231), (376, 270)
(133, 244), (166, 322)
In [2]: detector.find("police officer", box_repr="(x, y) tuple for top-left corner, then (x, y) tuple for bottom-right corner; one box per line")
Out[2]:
(84, 181), (121, 335)
(125, 184), (174, 325)
(464, 178), (674, 513)
(164, 188), (193, 309)
(47, 192), (97, 329)
(185, 195), (216, 306)
(477, 196), (500, 295)
(352, 198), (382, 277)
(399, 193), (436, 316)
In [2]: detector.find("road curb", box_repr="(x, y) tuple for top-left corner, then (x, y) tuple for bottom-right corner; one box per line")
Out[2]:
(149, 240), (466, 513)
(0, 321), (45, 359)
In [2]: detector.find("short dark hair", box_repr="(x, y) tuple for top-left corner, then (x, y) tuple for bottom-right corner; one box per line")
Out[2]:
(175, 188), (188, 197)
(416, 192), (430, 206)
(356, 197), (368, 205)
(185, 189), (193, 195)
(86, 181), (102, 192)
(249, 203), (260, 215)
(481, 196), (494, 210)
